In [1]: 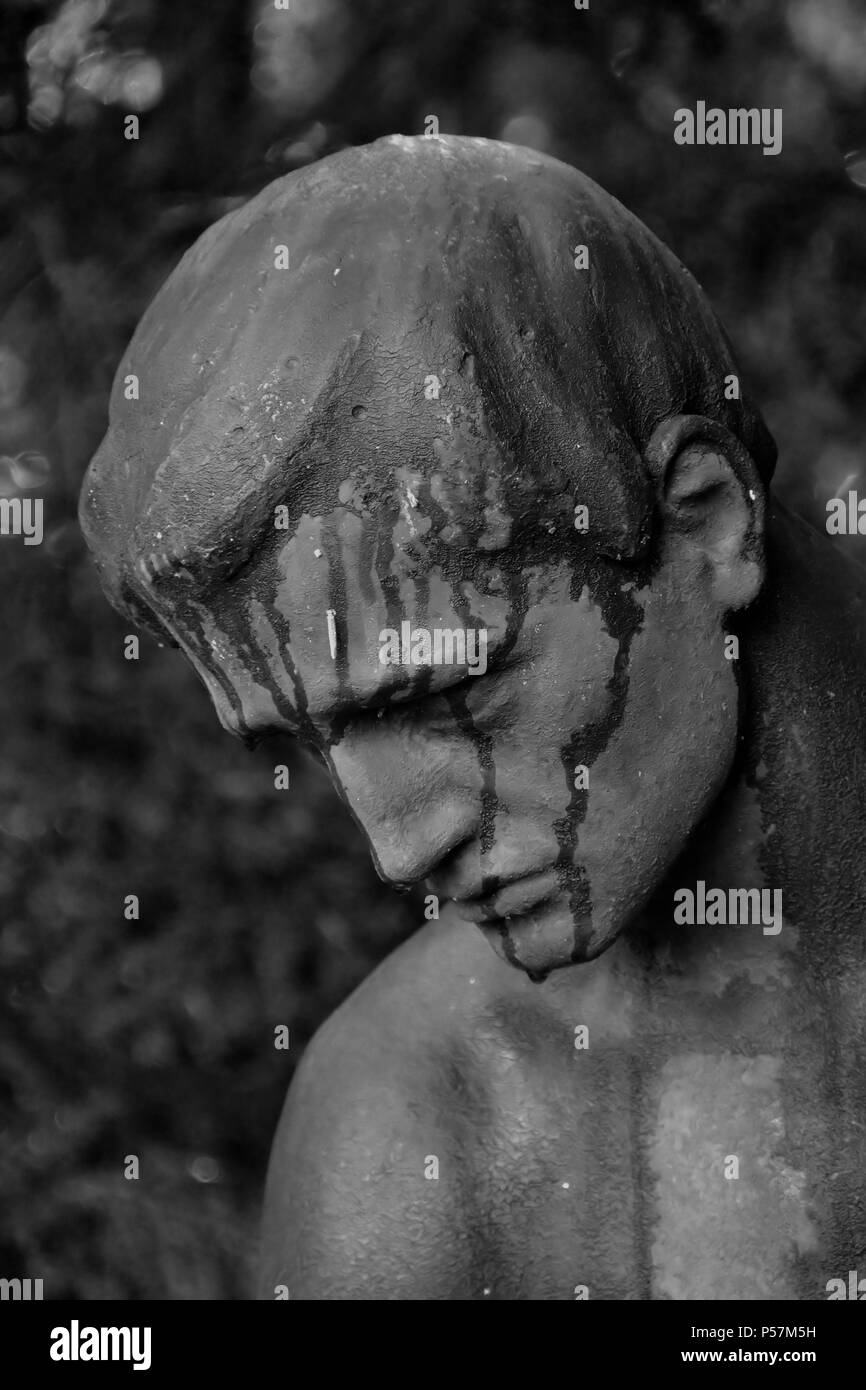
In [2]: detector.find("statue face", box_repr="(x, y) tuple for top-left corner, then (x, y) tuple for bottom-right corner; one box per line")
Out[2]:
(133, 458), (745, 981)
(79, 139), (771, 980)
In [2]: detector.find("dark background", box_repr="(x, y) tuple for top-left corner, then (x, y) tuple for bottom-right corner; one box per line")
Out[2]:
(1, 0), (865, 1299)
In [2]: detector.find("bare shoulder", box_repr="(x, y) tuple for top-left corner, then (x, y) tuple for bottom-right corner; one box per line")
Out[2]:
(256, 911), (507, 1300)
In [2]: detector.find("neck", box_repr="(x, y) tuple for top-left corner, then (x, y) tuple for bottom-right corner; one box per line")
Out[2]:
(737, 499), (866, 875)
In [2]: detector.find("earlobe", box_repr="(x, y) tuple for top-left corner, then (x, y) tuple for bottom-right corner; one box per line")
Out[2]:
(643, 414), (766, 612)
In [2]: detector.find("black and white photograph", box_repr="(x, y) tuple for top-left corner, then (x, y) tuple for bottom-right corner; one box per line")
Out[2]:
(2, 0), (866, 1349)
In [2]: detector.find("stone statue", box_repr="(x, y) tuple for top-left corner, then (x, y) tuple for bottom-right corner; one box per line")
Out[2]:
(79, 135), (866, 1301)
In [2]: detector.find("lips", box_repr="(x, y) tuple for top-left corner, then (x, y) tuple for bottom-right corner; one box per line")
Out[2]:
(450, 869), (560, 925)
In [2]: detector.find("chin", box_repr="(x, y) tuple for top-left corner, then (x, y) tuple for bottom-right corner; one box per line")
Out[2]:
(480, 898), (621, 979)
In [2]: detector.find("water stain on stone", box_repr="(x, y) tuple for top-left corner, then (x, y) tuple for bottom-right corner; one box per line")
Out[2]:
(551, 560), (648, 961)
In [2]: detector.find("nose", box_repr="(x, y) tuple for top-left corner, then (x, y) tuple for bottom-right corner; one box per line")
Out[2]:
(328, 734), (479, 888)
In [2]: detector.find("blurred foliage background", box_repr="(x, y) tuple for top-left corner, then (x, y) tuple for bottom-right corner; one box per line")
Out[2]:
(1, 0), (866, 1300)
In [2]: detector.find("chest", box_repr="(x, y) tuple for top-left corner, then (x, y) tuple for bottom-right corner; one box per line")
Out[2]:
(463, 954), (866, 1300)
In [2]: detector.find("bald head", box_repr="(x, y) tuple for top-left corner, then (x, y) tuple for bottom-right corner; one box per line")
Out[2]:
(79, 133), (774, 631)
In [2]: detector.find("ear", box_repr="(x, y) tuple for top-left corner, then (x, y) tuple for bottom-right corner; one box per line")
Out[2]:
(643, 414), (767, 612)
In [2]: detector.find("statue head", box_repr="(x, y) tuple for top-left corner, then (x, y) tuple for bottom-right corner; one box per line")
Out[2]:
(79, 134), (776, 979)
